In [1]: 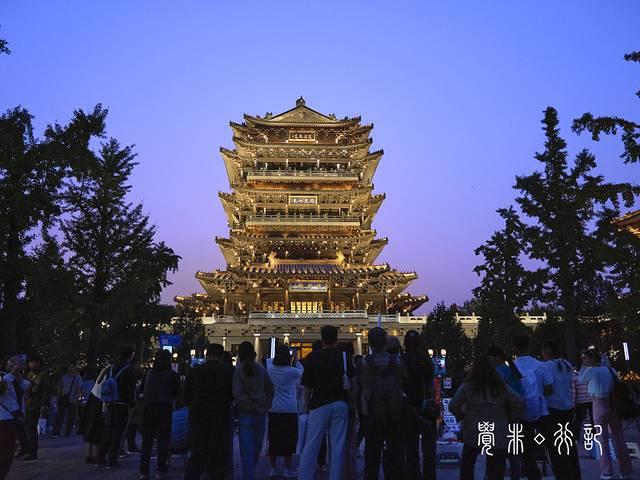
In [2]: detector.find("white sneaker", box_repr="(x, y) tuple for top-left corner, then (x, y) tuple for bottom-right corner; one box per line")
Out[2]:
(283, 468), (298, 478)
(268, 468), (279, 478)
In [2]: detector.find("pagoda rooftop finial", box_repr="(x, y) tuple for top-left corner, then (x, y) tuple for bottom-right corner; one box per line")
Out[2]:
(296, 96), (306, 107)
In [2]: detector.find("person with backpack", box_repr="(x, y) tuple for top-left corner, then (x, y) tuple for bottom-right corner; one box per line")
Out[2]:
(359, 327), (407, 480)
(487, 345), (524, 480)
(233, 341), (274, 480)
(450, 355), (524, 480)
(50, 364), (82, 438)
(540, 339), (581, 480)
(80, 366), (107, 464)
(96, 345), (137, 468)
(184, 343), (234, 480)
(298, 326), (350, 480)
(139, 349), (180, 480)
(579, 347), (634, 480)
(403, 330), (436, 480)
(512, 333), (553, 480)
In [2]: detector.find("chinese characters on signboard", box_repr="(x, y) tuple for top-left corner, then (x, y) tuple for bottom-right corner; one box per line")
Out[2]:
(289, 195), (318, 205)
(288, 130), (316, 142)
(288, 281), (328, 292)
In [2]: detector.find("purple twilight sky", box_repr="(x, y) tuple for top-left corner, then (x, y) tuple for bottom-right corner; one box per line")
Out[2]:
(1, 1), (639, 313)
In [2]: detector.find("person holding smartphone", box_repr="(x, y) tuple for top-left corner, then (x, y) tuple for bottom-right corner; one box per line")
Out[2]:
(2, 356), (29, 459)
(0, 371), (21, 479)
(266, 345), (303, 478)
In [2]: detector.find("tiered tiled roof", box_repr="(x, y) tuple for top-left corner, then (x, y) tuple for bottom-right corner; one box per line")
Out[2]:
(177, 98), (427, 315)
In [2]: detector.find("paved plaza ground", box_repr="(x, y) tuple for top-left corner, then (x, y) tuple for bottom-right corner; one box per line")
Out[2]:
(8, 424), (640, 480)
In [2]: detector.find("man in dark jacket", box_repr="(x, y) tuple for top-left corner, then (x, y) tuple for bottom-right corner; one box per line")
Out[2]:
(96, 345), (137, 468)
(403, 330), (436, 480)
(23, 355), (50, 461)
(360, 328), (407, 480)
(184, 343), (234, 480)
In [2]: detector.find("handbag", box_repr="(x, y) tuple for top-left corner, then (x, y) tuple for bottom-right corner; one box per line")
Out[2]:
(0, 401), (20, 420)
(60, 375), (78, 405)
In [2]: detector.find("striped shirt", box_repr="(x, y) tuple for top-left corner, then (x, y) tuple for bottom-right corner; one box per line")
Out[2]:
(574, 371), (591, 404)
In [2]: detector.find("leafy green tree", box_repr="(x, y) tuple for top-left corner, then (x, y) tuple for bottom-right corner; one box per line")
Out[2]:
(515, 107), (639, 362)
(572, 50), (640, 369)
(62, 137), (178, 372)
(473, 206), (542, 350)
(594, 206), (640, 371)
(0, 106), (106, 357)
(573, 52), (639, 164)
(0, 26), (9, 55)
(170, 311), (208, 366)
(22, 237), (83, 375)
(423, 302), (473, 382)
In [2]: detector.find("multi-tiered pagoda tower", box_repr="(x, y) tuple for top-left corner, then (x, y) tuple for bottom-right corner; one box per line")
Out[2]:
(177, 98), (427, 356)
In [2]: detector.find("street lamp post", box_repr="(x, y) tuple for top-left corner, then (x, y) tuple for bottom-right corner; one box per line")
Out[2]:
(623, 341), (631, 372)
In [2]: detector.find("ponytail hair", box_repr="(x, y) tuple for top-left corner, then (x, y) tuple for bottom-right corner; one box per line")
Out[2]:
(581, 346), (601, 365)
(486, 345), (522, 380)
(238, 341), (257, 378)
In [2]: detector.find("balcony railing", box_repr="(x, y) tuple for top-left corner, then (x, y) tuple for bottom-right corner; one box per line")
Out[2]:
(201, 314), (247, 324)
(246, 169), (358, 181)
(249, 310), (368, 320)
(370, 314), (427, 324)
(246, 214), (360, 226)
(199, 312), (427, 326)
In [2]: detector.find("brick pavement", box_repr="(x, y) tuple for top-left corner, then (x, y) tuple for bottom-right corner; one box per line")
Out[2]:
(6, 428), (640, 480)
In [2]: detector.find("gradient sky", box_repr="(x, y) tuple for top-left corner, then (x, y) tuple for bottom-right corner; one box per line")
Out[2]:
(2, 1), (639, 313)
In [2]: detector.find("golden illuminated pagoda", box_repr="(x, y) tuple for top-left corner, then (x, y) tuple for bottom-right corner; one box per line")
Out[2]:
(176, 98), (428, 355)
(616, 209), (640, 237)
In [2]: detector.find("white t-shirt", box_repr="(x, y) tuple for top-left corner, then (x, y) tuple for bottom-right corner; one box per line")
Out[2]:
(0, 378), (20, 421)
(542, 359), (574, 410)
(267, 361), (303, 414)
(514, 355), (553, 418)
(2, 372), (30, 413)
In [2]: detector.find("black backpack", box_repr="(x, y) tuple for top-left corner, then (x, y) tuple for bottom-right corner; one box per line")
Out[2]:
(366, 354), (404, 429)
(608, 368), (640, 420)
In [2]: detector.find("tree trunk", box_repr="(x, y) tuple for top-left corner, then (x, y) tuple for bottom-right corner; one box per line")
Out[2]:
(563, 316), (578, 364)
(86, 275), (106, 374)
(561, 286), (579, 364)
(85, 309), (101, 376)
(0, 220), (20, 358)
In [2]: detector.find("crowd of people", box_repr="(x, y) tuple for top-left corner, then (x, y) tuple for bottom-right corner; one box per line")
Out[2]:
(0, 326), (636, 480)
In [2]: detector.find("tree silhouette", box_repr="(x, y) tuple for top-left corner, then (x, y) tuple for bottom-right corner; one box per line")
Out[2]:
(573, 51), (639, 164)
(62, 137), (178, 372)
(515, 107), (638, 362)
(473, 206), (542, 350)
(0, 105), (106, 357)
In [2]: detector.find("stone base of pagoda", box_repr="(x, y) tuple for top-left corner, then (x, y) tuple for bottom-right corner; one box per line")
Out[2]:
(198, 312), (427, 359)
